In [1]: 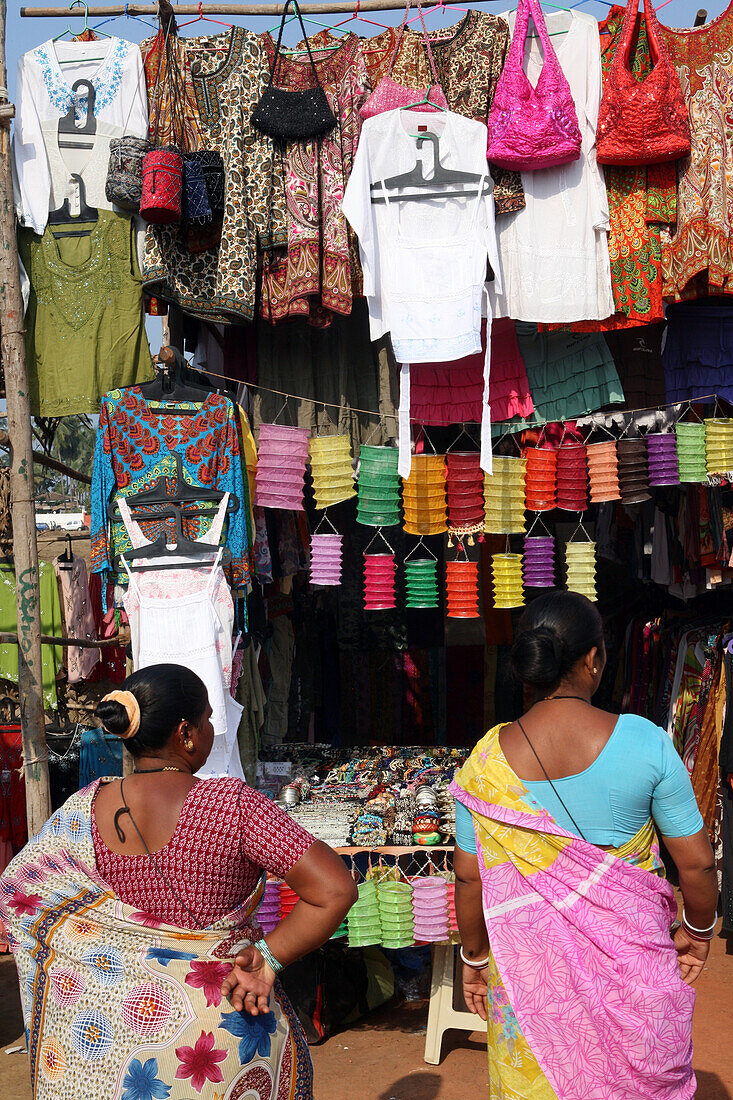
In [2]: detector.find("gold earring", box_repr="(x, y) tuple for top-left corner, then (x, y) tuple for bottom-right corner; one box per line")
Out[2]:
(184, 739), (194, 752)
(592, 667), (598, 675)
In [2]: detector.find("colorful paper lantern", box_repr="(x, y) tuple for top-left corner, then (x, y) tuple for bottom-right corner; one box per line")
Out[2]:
(357, 445), (402, 527)
(586, 441), (621, 503)
(555, 444), (588, 512)
(411, 878), (449, 943)
(446, 559), (480, 618)
(255, 424), (310, 510)
(364, 554), (396, 610)
(445, 452), (484, 542)
(704, 418), (733, 475)
(348, 880), (382, 947)
(675, 421), (707, 483)
(525, 447), (557, 512)
(308, 435), (356, 509)
(446, 881), (459, 934)
(309, 533), (343, 587)
(258, 880), (281, 934)
(491, 552), (524, 609)
(404, 557), (440, 609)
(646, 433), (680, 487)
(484, 456), (526, 534)
(378, 881), (415, 948)
(565, 541), (597, 602)
(402, 454), (447, 536)
(617, 438), (651, 504)
(523, 535), (555, 588)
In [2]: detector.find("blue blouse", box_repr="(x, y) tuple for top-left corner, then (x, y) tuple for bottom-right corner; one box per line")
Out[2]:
(454, 713), (704, 852)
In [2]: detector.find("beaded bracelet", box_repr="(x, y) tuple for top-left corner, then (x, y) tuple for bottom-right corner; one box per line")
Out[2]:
(254, 938), (283, 974)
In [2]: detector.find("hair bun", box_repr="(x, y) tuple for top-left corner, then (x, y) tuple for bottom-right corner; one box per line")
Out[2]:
(510, 624), (567, 687)
(95, 690), (141, 739)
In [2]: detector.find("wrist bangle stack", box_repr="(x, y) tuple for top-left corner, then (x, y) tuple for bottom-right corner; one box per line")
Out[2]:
(681, 908), (717, 942)
(254, 938), (283, 973)
(459, 946), (491, 969)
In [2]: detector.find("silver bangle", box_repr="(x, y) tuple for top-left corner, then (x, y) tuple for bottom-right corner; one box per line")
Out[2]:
(681, 907), (717, 935)
(254, 938), (283, 974)
(459, 946), (490, 969)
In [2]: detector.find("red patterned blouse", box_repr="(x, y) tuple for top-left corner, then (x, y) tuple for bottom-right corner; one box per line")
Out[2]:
(91, 778), (314, 928)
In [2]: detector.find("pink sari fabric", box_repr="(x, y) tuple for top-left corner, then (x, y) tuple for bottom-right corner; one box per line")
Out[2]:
(451, 730), (696, 1100)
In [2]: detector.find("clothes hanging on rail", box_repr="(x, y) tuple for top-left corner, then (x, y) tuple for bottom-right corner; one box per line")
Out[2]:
(53, 552), (100, 683)
(260, 33), (370, 326)
(360, 11), (525, 215)
(141, 26), (286, 323)
(90, 386), (250, 592)
(12, 36), (149, 236)
(488, 11), (614, 324)
(19, 212), (152, 417)
(0, 562), (64, 710)
(658, 4), (733, 301)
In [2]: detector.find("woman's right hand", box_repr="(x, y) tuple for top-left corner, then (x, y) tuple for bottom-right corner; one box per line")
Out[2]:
(462, 963), (489, 1021)
(673, 925), (710, 985)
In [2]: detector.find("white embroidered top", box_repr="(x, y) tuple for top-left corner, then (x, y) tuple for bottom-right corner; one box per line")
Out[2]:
(13, 37), (149, 235)
(342, 108), (501, 364)
(488, 11), (614, 324)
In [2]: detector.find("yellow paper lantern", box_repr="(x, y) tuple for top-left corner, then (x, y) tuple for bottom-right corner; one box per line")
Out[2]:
(308, 435), (356, 509)
(491, 552), (524, 608)
(704, 418), (733, 475)
(565, 541), (597, 602)
(484, 456), (526, 534)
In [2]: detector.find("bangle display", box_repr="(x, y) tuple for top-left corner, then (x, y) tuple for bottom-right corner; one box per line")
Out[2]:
(459, 946), (490, 969)
(254, 938), (283, 974)
(681, 907), (717, 935)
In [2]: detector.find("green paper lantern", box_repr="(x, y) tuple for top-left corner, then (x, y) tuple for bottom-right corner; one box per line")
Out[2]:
(405, 558), (439, 609)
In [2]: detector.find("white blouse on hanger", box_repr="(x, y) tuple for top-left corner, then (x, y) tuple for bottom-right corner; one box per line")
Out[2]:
(342, 108), (501, 364)
(488, 11), (614, 324)
(13, 37), (148, 235)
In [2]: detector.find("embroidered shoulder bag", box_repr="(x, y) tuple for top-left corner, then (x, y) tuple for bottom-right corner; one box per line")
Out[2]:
(596, 0), (690, 165)
(486, 0), (581, 171)
(252, 0), (337, 142)
(360, 0), (448, 119)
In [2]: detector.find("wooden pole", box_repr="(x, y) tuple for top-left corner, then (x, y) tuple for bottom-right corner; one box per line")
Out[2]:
(0, 430), (93, 486)
(21, 0), (476, 15)
(0, 0), (52, 833)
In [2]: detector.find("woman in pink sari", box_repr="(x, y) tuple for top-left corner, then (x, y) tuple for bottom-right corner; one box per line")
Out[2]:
(452, 592), (717, 1100)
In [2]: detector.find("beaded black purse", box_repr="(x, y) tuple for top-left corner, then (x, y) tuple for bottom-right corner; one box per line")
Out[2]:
(252, 0), (337, 143)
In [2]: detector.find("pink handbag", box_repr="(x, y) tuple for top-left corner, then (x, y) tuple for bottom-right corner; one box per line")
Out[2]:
(486, 0), (582, 171)
(360, 0), (448, 119)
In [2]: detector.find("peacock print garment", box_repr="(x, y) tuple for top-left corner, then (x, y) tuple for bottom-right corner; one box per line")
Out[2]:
(0, 783), (313, 1100)
(451, 724), (696, 1100)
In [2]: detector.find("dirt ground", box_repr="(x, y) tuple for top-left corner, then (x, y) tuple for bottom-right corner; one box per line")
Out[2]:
(1, 932), (732, 1100)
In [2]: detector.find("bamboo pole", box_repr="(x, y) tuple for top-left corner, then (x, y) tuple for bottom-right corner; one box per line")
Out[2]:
(0, 0), (52, 832)
(21, 0), (476, 15)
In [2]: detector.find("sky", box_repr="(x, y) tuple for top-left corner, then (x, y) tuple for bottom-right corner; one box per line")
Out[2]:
(8, 0), (732, 86)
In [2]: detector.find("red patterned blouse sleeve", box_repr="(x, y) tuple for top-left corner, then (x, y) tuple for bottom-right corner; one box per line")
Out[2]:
(238, 785), (316, 878)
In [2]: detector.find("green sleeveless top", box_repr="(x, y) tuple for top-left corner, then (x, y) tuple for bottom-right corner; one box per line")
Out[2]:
(19, 210), (153, 416)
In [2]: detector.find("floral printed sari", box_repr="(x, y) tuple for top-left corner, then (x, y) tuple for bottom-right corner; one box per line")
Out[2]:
(0, 784), (313, 1100)
(450, 725), (696, 1100)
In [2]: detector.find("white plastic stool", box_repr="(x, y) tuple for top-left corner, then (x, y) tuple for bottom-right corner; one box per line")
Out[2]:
(424, 942), (486, 1064)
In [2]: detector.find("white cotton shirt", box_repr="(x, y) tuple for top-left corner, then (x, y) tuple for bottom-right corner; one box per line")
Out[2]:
(342, 108), (501, 364)
(13, 37), (149, 235)
(488, 11), (614, 324)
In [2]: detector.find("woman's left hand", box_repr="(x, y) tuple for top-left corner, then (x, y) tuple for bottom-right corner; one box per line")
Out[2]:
(221, 945), (276, 1015)
(462, 963), (489, 1021)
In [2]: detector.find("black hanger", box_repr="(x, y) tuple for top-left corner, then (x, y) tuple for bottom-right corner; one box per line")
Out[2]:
(58, 533), (74, 567)
(58, 78), (97, 150)
(107, 452), (238, 520)
(123, 504), (232, 572)
(370, 132), (494, 205)
(138, 346), (218, 408)
(47, 173), (98, 238)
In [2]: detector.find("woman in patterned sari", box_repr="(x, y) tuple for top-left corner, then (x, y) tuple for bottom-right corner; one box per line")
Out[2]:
(452, 592), (717, 1100)
(0, 663), (356, 1100)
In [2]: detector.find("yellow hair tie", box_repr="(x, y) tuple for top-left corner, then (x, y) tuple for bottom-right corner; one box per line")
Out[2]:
(100, 690), (141, 740)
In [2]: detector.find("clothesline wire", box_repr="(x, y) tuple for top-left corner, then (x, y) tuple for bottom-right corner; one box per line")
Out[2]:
(202, 366), (724, 433)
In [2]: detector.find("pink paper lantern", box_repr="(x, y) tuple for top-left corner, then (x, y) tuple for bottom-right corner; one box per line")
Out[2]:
(310, 534), (343, 587)
(364, 554), (396, 610)
(256, 424), (310, 510)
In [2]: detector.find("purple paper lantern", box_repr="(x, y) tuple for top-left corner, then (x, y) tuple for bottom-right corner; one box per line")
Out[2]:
(646, 433), (680, 487)
(256, 424), (310, 510)
(310, 534), (343, 587)
(258, 880), (282, 934)
(523, 536), (555, 588)
(411, 878), (449, 942)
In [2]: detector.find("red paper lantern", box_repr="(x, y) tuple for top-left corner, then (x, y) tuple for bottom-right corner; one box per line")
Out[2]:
(363, 554), (396, 610)
(525, 447), (557, 512)
(446, 560), (480, 618)
(555, 443), (588, 512)
(446, 452), (484, 541)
